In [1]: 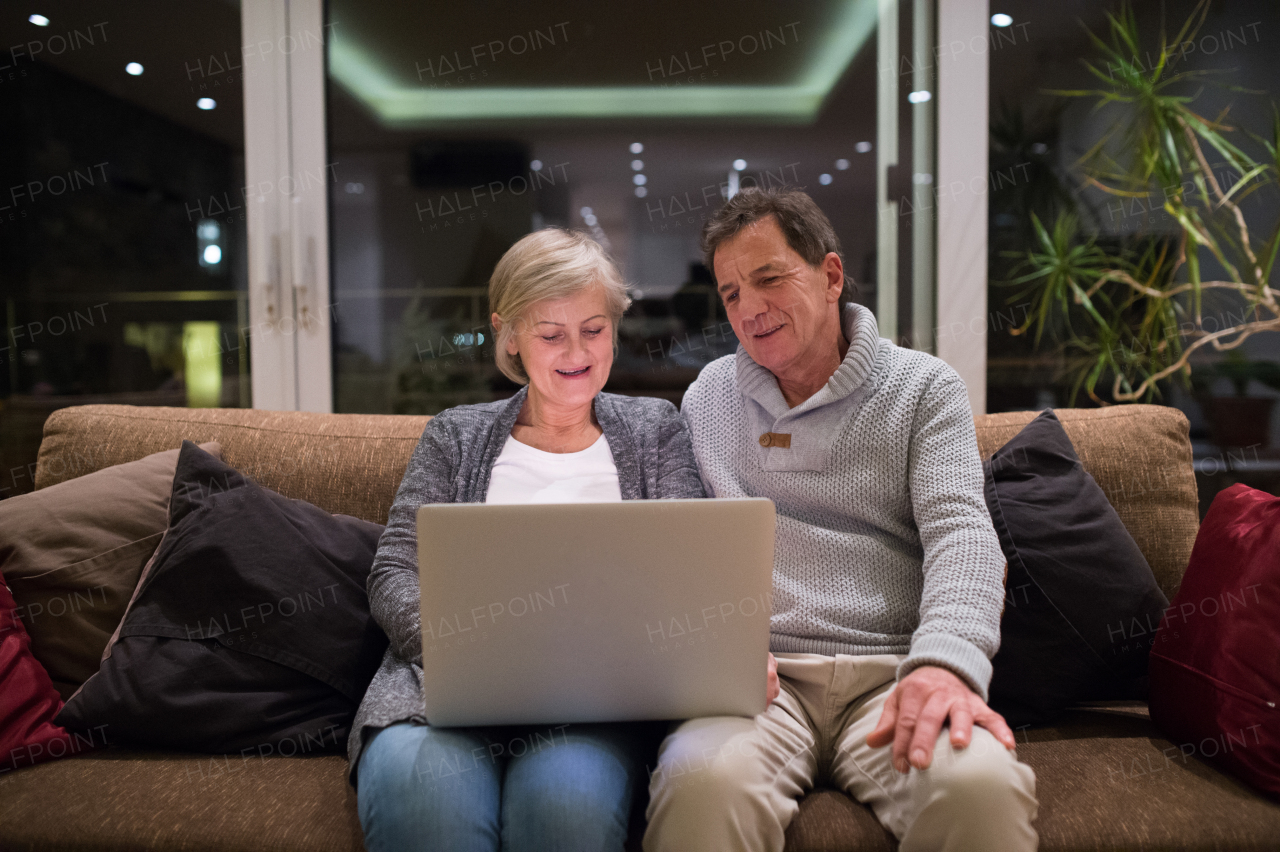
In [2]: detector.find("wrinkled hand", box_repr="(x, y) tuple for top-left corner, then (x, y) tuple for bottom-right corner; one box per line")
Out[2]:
(866, 665), (1016, 773)
(766, 652), (780, 705)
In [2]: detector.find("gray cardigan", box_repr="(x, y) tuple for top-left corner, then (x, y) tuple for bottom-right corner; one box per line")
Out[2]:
(347, 386), (706, 782)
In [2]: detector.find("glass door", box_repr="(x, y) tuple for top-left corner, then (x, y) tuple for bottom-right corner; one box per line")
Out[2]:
(323, 0), (938, 414)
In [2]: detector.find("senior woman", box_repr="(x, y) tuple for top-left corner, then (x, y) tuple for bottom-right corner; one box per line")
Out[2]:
(349, 228), (706, 852)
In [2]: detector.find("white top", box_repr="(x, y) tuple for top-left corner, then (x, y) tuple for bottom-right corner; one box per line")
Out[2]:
(485, 433), (623, 504)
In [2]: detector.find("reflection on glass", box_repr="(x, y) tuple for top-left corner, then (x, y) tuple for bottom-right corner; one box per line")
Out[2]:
(0, 2), (250, 497)
(327, 0), (932, 415)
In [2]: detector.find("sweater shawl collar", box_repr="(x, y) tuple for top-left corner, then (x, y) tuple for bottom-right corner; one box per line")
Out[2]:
(733, 303), (882, 472)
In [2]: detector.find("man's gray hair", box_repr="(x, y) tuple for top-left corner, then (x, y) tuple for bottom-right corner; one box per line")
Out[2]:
(700, 186), (855, 307)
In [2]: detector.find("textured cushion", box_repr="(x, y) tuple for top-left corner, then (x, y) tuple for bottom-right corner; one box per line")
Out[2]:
(776, 706), (1280, 851)
(984, 411), (1168, 727)
(0, 571), (99, 775)
(1149, 484), (1280, 799)
(34, 406), (430, 526)
(1020, 704), (1280, 850)
(0, 442), (221, 698)
(0, 749), (363, 852)
(57, 442), (388, 755)
(974, 406), (1198, 600)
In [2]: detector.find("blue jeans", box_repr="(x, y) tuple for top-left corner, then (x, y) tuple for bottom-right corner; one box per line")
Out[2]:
(357, 721), (647, 852)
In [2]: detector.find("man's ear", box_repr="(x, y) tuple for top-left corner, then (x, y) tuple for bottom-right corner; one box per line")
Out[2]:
(822, 252), (845, 303)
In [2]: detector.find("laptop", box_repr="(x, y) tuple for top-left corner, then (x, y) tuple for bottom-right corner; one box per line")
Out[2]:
(416, 498), (775, 727)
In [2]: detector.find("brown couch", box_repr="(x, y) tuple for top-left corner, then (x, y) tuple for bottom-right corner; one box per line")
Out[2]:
(2, 403), (1279, 851)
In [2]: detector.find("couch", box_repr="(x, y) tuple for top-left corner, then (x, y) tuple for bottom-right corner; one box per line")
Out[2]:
(2, 402), (1278, 851)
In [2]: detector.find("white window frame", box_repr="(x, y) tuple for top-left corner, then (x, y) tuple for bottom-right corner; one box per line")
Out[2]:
(242, 0), (332, 412)
(936, 0), (990, 414)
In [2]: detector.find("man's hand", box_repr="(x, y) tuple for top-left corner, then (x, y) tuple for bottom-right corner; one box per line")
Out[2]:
(866, 665), (1016, 773)
(766, 652), (780, 705)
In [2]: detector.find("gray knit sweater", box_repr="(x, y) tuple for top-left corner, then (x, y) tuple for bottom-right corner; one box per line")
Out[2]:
(681, 303), (1005, 699)
(347, 387), (706, 783)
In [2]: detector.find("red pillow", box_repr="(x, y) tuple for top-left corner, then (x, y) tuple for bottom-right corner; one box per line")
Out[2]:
(0, 571), (97, 774)
(1149, 484), (1280, 798)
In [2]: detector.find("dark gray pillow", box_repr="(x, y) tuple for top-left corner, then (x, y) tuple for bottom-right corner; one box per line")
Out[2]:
(985, 410), (1169, 727)
(57, 441), (388, 754)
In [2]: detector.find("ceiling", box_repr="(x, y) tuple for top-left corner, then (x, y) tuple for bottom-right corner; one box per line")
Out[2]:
(326, 0), (877, 126)
(0, 0), (245, 148)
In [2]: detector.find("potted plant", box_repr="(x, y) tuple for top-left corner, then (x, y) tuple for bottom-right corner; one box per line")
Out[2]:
(1194, 350), (1280, 448)
(1003, 0), (1280, 407)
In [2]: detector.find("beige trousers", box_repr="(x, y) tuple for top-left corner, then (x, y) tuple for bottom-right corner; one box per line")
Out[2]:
(644, 653), (1038, 852)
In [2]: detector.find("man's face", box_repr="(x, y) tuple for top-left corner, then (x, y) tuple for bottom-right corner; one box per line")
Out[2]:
(713, 215), (844, 381)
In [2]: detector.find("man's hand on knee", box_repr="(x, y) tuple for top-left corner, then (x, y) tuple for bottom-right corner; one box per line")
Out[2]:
(865, 665), (1016, 773)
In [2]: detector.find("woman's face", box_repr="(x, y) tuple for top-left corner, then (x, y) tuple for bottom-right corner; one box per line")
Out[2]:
(502, 286), (614, 410)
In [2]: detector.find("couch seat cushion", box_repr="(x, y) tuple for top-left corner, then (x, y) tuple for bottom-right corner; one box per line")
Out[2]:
(0, 748), (364, 851)
(5, 707), (1280, 851)
(1020, 704), (1280, 850)
(778, 704), (1280, 852)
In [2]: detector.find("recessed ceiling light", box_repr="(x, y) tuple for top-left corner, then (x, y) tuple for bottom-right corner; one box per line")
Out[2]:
(530, 159), (543, 171)
(1030, 142), (1048, 155)
(634, 186), (647, 198)
(630, 159), (644, 171)
(835, 159), (850, 170)
(125, 62), (144, 76)
(583, 214), (598, 226)
(28, 14), (49, 26)
(630, 142), (644, 154)
(991, 13), (1013, 27)
(203, 245), (223, 264)
(819, 173), (833, 185)
(732, 158), (747, 171)
(907, 90), (932, 104)
(579, 206), (593, 217)
(196, 98), (216, 110)
(633, 174), (647, 186)
(855, 141), (872, 153)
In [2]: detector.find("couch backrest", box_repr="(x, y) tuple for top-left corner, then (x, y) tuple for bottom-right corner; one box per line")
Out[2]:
(34, 405), (430, 528)
(35, 402), (1199, 599)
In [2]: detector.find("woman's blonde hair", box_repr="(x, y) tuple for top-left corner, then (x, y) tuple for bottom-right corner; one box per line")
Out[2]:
(489, 228), (632, 385)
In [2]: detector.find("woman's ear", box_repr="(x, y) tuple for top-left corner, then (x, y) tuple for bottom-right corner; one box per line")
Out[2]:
(493, 312), (520, 357)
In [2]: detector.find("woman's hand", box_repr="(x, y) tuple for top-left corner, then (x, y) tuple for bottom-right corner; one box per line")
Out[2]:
(766, 652), (780, 705)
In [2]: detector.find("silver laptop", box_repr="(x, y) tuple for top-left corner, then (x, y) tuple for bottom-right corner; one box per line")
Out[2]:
(416, 498), (775, 727)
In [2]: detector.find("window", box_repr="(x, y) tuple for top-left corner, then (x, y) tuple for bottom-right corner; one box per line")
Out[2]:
(0, 3), (249, 496)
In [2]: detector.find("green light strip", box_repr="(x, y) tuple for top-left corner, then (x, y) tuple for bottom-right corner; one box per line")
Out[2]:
(328, 2), (877, 125)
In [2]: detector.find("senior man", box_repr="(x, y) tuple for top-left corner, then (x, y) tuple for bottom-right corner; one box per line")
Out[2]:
(645, 187), (1037, 852)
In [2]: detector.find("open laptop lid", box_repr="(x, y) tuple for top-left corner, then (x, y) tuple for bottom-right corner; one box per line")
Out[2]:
(417, 498), (775, 726)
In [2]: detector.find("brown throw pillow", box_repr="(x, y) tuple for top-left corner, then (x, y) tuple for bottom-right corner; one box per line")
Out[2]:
(0, 442), (221, 698)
